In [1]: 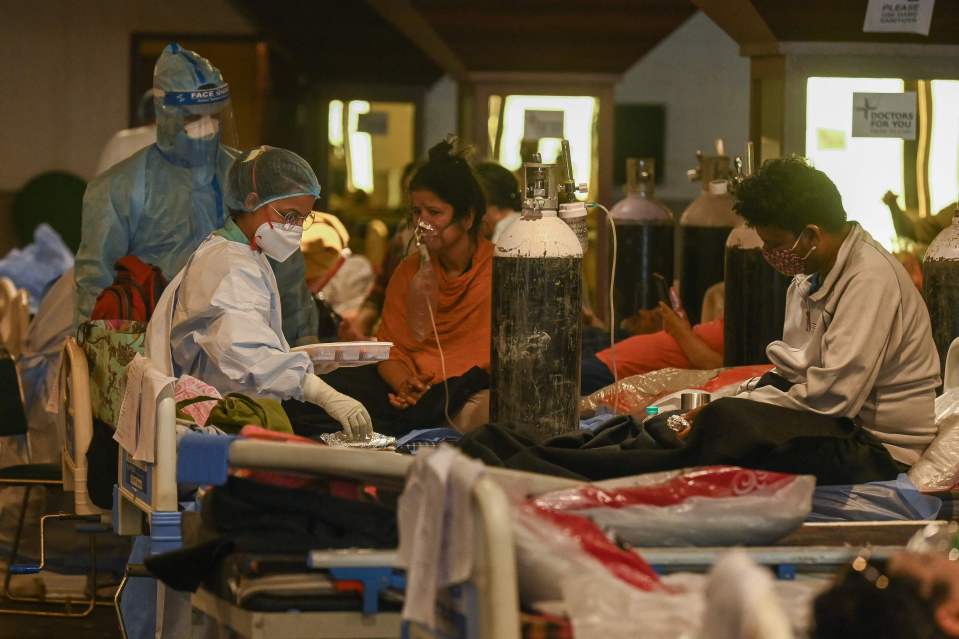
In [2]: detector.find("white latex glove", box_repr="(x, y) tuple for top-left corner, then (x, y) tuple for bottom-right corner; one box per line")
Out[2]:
(302, 374), (373, 441)
(735, 376), (763, 396)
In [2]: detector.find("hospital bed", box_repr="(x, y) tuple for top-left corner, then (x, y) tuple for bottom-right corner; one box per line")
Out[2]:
(109, 351), (574, 639)
(635, 520), (948, 579)
(106, 337), (959, 638)
(625, 338), (959, 581)
(192, 443), (580, 637)
(117, 437), (534, 639)
(122, 430), (946, 639)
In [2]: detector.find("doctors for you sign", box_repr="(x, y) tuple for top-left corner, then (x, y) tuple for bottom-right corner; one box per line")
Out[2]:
(851, 92), (917, 140)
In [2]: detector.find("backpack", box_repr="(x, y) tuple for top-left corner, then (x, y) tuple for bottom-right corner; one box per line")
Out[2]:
(90, 256), (168, 322)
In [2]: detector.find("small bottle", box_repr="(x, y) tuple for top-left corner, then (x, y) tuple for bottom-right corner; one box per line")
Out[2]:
(558, 201), (588, 254)
(643, 406), (660, 423)
(907, 521), (959, 558)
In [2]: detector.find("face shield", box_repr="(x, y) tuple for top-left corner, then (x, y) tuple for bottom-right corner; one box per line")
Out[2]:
(156, 83), (238, 169)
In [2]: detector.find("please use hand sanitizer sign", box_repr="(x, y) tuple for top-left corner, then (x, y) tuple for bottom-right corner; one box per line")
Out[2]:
(862, 0), (935, 36)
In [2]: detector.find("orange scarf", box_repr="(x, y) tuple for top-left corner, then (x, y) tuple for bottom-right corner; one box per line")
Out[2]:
(377, 239), (492, 381)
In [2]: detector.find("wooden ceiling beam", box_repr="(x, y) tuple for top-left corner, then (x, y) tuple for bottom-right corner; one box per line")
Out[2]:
(366, 0), (470, 83)
(691, 0), (777, 48)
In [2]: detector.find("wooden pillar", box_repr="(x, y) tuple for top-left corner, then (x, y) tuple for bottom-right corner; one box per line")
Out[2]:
(749, 55), (786, 163)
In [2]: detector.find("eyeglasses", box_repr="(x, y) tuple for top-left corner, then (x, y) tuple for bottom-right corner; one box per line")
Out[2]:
(269, 204), (315, 231)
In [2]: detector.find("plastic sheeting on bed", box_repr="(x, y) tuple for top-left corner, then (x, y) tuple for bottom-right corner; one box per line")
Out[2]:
(579, 365), (773, 417)
(809, 473), (942, 522)
(909, 389), (959, 492)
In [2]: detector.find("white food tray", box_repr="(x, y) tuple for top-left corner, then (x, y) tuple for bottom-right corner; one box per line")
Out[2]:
(291, 341), (393, 374)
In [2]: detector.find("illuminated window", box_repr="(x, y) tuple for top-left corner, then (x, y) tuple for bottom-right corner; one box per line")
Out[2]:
(328, 100), (344, 148)
(497, 95), (597, 197)
(327, 100), (415, 209)
(806, 77), (904, 248)
(326, 99), (375, 194)
(347, 100), (374, 193)
(929, 80), (959, 215)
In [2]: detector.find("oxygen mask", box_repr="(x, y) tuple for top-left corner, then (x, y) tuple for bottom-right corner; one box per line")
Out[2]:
(407, 217), (452, 427)
(413, 220), (439, 246)
(407, 218), (439, 341)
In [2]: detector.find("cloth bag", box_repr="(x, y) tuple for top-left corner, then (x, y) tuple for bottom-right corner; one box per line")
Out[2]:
(77, 319), (146, 426)
(178, 393), (292, 434)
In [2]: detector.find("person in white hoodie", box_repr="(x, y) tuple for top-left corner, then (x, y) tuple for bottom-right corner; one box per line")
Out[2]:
(474, 161), (521, 243)
(683, 157), (940, 480)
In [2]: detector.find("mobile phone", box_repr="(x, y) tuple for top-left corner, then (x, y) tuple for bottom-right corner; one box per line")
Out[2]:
(652, 273), (670, 305)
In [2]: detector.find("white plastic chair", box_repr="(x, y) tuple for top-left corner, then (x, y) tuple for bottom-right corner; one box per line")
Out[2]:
(0, 280), (29, 357)
(0, 276), (16, 310)
(60, 337), (106, 518)
(0, 337), (112, 618)
(945, 337), (959, 393)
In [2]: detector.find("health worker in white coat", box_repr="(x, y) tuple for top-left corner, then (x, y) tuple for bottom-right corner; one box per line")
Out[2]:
(146, 145), (372, 439)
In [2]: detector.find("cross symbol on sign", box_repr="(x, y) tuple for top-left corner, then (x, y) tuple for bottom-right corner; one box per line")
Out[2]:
(855, 98), (877, 121)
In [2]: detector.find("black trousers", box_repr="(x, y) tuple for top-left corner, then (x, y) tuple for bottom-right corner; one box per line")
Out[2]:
(283, 365), (490, 438)
(459, 397), (904, 485)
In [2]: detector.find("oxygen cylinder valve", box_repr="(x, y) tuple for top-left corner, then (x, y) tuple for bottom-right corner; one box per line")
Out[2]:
(521, 160), (560, 220)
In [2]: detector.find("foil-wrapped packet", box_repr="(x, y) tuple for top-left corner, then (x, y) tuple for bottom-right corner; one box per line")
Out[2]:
(320, 431), (396, 449)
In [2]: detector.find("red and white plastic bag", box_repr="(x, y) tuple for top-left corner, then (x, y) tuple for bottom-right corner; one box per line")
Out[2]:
(513, 466), (812, 636)
(531, 466), (814, 548)
(513, 466), (813, 606)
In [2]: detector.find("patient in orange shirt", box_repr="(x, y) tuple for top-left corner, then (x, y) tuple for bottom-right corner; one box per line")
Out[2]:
(582, 303), (725, 394)
(374, 139), (493, 429)
(309, 140), (493, 435)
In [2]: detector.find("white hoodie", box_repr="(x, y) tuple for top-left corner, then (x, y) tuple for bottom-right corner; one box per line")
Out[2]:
(738, 223), (941, 465)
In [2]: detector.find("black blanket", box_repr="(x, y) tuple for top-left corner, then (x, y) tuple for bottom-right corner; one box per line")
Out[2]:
(459, 397), (904, 486)
(145, 477), (398, 593)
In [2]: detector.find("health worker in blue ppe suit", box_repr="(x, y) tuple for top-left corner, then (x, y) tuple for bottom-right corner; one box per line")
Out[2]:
(75, 43), (318, 344)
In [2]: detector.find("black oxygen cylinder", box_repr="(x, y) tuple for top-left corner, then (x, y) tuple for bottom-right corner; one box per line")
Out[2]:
(616, 224), (674, 315)
(490, 186), (583, 440)
(679, 179), (738, 324)
(610, 158), (674, 318)
(923, 212), (959, 376)
(491, 238), (582, 440)
(490, 160), (583, 440)
(723, 225), (790, 366)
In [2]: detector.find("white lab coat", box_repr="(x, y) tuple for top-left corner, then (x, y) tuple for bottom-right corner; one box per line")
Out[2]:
(738, 223), (941, 465)
(145, 234), (314, 401)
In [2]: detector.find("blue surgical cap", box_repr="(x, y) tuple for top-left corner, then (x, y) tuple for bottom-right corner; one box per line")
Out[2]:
(225, 146), (321, 212)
